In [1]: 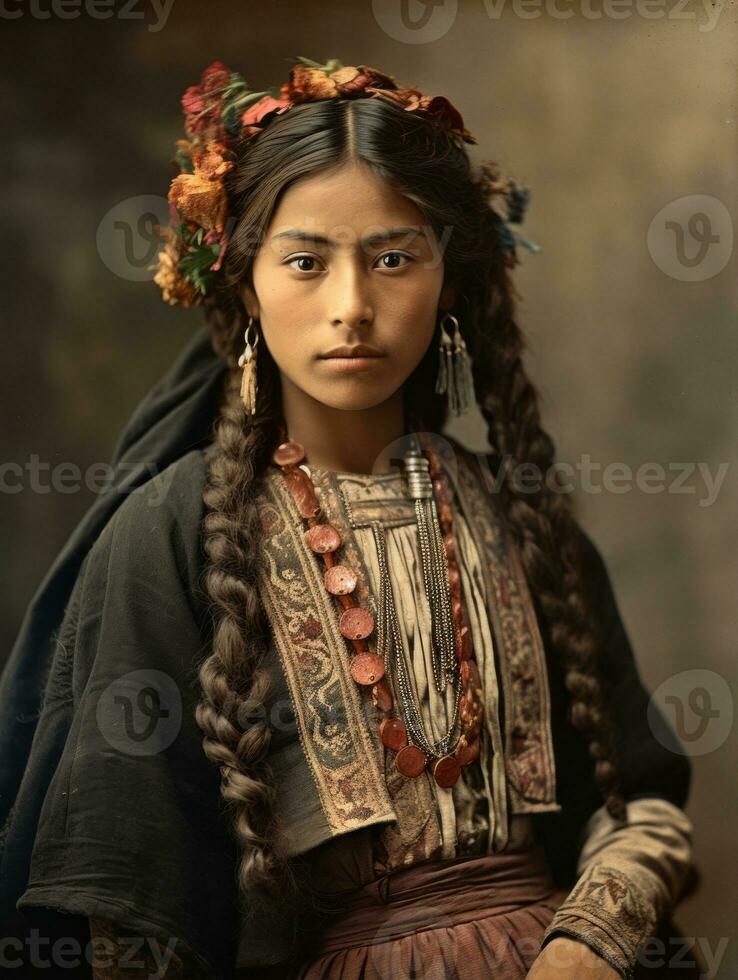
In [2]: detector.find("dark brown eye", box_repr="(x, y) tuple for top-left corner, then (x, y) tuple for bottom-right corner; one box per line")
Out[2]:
(377, 252), (410, 269)
(286, 255), (319, 272)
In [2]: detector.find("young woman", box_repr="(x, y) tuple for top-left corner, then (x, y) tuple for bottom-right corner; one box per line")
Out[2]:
(1, 58), (700, 979)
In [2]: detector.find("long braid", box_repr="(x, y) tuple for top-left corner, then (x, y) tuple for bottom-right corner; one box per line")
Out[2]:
(193, 306), (300, 898)
(474, 247), (627, 822)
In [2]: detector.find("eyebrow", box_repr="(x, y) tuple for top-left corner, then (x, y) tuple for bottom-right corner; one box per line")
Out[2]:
(270, 226), (429, 248)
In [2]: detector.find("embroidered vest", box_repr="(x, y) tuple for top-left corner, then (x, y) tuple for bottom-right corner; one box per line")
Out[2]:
(255, 444), (560, 862)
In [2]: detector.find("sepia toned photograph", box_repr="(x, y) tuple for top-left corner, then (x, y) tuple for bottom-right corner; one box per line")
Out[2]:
(1, 2), (735, 977)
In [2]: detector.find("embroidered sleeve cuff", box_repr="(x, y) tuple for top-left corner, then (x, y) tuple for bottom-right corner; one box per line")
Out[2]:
(541, 880), (650, 980)
(539, 798), (695, 979)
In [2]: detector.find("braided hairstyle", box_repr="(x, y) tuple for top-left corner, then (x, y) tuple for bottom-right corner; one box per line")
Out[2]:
(193, 95), (627, 902)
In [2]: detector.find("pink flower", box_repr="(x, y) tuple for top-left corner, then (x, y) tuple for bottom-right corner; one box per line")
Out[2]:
(200, 61), (231, 93)
(241, 95), (291, 130)
(181, 87), (205, 117)
(181, 61), (234, 141)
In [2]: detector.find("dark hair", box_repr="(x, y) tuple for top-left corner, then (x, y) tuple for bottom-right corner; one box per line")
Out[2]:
(194, 95), (627, 901)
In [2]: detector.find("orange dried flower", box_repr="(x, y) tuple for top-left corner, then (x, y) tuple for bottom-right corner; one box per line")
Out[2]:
(151, 227), (199, 308)
(168, 172), (228, 232)
(168, 140), (234, 232)
(285, 63), (396, 103)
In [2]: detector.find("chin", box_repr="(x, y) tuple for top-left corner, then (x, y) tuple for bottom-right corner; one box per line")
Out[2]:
(315, 392), (397, 412)
(306, 375), (403, 413)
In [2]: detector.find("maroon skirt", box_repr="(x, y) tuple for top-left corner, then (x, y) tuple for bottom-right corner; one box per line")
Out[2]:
(293, 844), (570, 980)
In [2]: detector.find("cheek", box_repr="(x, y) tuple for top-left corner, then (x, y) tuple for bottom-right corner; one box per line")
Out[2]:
(260, 325), (308, 380)
(380, 291), (439, 360)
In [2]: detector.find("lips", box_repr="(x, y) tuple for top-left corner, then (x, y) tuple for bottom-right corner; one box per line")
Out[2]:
(319, 344), (385, 359)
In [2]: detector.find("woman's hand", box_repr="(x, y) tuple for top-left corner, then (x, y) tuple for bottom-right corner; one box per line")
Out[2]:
(526, 935), (622, 979)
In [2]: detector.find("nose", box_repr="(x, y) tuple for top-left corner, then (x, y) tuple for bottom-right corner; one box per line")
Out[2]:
(328, 261), (374, 331)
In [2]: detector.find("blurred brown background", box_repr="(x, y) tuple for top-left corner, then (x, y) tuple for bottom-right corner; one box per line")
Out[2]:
(3, 0), (736, 971)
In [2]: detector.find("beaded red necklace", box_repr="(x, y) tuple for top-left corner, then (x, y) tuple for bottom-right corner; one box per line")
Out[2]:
(272, 437), (484, 790)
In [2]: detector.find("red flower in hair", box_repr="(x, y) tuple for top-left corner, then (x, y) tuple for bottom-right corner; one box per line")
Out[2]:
(181, 60), (233, 141)
(366, 86), (476, 144)
(241, 95), (291, 136)
(200, 61), (231, 92)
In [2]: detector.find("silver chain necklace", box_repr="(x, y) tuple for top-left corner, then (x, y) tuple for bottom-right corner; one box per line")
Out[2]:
(370, 440), (462, 759)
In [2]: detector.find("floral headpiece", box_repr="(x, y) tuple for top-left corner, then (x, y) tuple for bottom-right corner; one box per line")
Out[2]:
(152, 56), (538, 308)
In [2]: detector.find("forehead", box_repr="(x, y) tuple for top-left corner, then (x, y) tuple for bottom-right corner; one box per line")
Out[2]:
(268, 162), (425, 238)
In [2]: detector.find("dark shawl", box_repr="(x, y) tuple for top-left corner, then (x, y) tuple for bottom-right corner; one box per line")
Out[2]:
(0, 326), (691, 977)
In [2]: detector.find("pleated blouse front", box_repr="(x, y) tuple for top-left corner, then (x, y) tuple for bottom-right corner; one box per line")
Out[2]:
(300, 467), (539, 894)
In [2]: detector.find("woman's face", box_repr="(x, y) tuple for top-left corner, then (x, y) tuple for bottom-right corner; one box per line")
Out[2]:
(241, 161), (455, 412)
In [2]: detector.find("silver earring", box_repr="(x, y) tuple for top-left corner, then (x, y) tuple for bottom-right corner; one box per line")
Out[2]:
(238, 316), (259, 415)
(435, 312), (474, 416)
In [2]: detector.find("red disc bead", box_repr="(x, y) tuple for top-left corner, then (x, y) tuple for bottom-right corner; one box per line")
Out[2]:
(273, 441), (305, 467)
(380, 717), (408, 751)
(305, 524), (341, 554)
(433, 754), (461, 788)
(324, 564), (357, 596)
(350, 652), (385, 685)
(395, 744), (427, 778)
(340, 607), (375, 641)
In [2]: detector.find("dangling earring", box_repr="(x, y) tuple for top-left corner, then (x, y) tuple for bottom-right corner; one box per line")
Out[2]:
(435, 312), (474, 416)
(238, 316), (259, 415)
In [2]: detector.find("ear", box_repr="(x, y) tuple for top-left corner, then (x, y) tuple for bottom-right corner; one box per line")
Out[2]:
(439, 281), (457, 311)
(239, 282), (260, 319)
